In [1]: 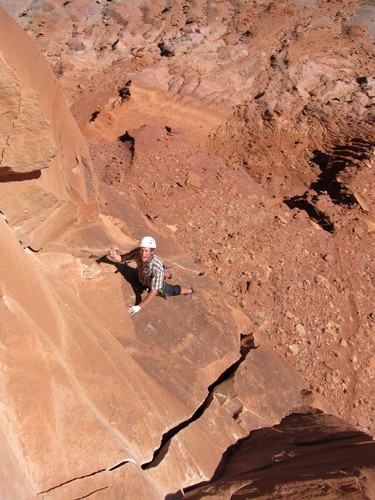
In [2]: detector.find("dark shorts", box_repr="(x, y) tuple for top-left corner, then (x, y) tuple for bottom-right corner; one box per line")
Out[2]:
(156, 282), (181, 299)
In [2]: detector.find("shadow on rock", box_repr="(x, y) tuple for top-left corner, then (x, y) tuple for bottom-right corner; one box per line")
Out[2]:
(170, 407), (375, 499)
(97, 256), (143, 305)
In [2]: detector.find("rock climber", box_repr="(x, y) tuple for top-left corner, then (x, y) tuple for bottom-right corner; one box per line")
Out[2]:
(109, 236), (194, 315)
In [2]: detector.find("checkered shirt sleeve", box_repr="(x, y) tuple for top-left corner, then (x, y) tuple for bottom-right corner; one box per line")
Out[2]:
(149, 256), (165, 290)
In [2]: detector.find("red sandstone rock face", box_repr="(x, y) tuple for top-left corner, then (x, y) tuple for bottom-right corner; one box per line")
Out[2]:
(0, 8), (317, 498)
(91, 123), (375, 437)
(0, 1), (374, 498)
(0, 8), (99, 249)
(67, 0), (373, 437)
(184, 408), (375, 499)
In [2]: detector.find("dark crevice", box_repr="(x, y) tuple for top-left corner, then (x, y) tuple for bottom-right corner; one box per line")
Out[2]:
(179, 434), (366, 498)
(284, 195), (334, 232)
(118, 80), (131, 101)
(284, 138), (374, 231)
(233, 408), (243, 420)
(174, 430), (283, 498)
(89, 110), (100, 122)
(0, 211), (8, 224)
(118, 131), (135, 161)
(158, 42), (174, 57)
(141, 333), (258, 470)
(111, 39), (119, 50)
(73, 486), (109, 499)
(312, 139), (374, 202)
(176, 412), (375, 499)
(37, 469), (106, 495)
(356, 76), (368, 85)
(310, 149), (329, 168)
(254, 91), (265, 100)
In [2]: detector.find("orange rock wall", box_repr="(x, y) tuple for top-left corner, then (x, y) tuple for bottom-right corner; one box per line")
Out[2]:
(0, 8), (98, 218)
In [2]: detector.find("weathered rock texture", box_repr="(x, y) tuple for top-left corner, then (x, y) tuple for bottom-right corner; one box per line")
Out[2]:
(184, 407), (375, 499)
(0, 7), (99, 248)
(0, 1), (374, 499)
(24, 0), (372, 436)
(0, 55), (56, 176)
(0, 7), (324, 499)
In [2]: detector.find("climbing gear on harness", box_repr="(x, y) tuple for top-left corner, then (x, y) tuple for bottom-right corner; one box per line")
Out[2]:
(156, 287), (168, 299)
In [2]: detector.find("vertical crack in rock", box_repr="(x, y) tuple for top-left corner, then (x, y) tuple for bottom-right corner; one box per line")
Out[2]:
(118, 131), (135, 162)
(36, 469), (106, 495)
(73, 486), (109, 499)
(284, 137), (374, 231)
(33, 335), (256, 494)
(142, 334), (258, 470)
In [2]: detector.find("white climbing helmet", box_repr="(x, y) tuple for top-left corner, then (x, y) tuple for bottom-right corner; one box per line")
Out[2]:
(139, 236), (156, 249)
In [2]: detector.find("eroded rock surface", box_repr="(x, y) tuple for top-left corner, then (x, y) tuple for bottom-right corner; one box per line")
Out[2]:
(183, 408), (375, 499)
(0, 1), (374, 499)
(0, 54), (56, 176)
(0, 7), (319, 499)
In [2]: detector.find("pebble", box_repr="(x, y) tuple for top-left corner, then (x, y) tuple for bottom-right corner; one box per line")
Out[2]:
(295, 324), (305, 335)
(315, 274), (329, 286)
(365, 220), (375, 233)
(325, 321), (341, 336)
(323, 254), (334, 263)
(339, 338), (348, 348)
(289, 344), (299, 355)
(275, 215), (288, 224)
(351, 191), (369, 212)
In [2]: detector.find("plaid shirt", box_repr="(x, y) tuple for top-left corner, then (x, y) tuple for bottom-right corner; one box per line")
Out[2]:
(123, 248), (164, 291)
